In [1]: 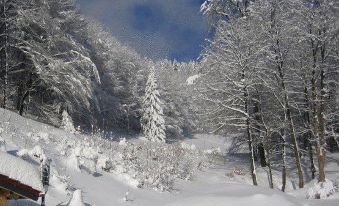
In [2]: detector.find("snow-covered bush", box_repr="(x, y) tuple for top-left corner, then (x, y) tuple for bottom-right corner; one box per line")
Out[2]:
(113, 141), (207, 191)
(180, 142), (196, 150)
(306, 180), (337, 199)
(97, 155), (113, 172)
(68, 143), (99, 174)
(17, 145), (47, 162)
(0, 128), (6, 152)
(62, 136), (109, 174)
(0, 137), (6, 152)
(31, 132), (50, 143)
(226, 166), (246, 178)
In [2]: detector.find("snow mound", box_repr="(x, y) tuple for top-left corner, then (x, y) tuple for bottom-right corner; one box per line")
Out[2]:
(68, 190), (85, 206)
(0, 151), (43, 191)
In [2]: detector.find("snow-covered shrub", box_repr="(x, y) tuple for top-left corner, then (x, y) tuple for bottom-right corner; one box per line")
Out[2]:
(65, 139), (100, 174)
(67, 152), (81, 172)
(17, 149), (30, 159)
(226, 166), (246, 178)
(97, 155), (113, 172)
(203, 147), (222, 155)
(306, 179), (337, 199)
(113, 141), (207, 191)
(119, 138), (128, 146)
(0, 137), (6, 151)
(77, 147), (97, 173)
(0, 128), (5, 152)
(180, 142), (196, 150)
(31, 132), (50, 143)
(17, 146), (47, 162)
(30, 146), (47, 161)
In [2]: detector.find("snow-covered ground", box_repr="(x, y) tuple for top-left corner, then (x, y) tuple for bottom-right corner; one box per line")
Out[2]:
(0, 108), (338, 206)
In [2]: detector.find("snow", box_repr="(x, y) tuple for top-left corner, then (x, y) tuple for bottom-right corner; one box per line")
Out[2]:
(49, 174), (68, 194)
(0, 151), (43, 191)
(306, 179), (336, 199)
(186, 74), (201, 85)
(164, 192), (301, 206)
(1, 108), (339, 206)
(67, 190), (85, 206)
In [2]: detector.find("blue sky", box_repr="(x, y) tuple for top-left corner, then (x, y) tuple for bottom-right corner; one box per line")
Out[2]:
(77, 0), (208, 61)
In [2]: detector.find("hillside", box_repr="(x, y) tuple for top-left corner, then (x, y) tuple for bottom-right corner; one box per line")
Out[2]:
(1, 108), (338, 206)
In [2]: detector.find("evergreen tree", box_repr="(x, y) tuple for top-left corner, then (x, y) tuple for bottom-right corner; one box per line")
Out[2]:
(141, 67), (166, 143)
(61, 110), (76, 134)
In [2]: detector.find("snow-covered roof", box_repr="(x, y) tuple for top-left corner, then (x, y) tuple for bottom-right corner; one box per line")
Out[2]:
(0, 151), (43, 191)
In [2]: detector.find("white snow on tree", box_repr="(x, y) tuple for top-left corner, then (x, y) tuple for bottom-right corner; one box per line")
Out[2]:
(61, 110), (76, 134)
(141, 67), (166, 143)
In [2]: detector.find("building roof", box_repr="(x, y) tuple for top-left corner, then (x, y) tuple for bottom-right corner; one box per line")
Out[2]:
(0, 151), (43, 200)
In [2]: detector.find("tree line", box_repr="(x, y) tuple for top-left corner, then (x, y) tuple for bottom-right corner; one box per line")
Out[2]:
(0, 0), (198, 139)
(199, 0), (339, 189)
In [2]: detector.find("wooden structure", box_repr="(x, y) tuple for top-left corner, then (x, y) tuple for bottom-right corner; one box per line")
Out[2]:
(0, 174), (42, 206)
(0, 151), (47, 206)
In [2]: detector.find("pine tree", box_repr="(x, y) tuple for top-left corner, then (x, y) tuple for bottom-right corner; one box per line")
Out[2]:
(61, 110), (76, 134)
(141, 67), (166, 143)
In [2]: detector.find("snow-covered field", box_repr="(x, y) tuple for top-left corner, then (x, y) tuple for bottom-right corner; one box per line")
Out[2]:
(0, 108), (338, 206)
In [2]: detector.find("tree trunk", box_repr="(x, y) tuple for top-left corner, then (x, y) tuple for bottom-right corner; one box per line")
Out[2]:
(281, 132), (287, 192)
(258, 143), (267, 167)
(243, 71), (257, 186)
(266, 150), (274, 189)
(19, 91), (29, 116)
(308, 137), (316, 179)
(264, 136), (273, 189)
(253, 99), (267, 167)
(277, 62), (304, 188)
(317, 67), (326, 182)
(1, 0), (9, 109)
(286, 105), (304, 188)
(309, 28), (328, 183)
(247, 116), (258, 186)
(303, 86), (316, 179)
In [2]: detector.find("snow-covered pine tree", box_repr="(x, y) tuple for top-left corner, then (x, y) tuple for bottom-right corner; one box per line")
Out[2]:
(141, 67), (166, 143)
(61, 110), (76, 134)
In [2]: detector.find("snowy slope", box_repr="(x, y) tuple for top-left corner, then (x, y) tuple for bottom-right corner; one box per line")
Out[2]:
(0, 108), (338, 206)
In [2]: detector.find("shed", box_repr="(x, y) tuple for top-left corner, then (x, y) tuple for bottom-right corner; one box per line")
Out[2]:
(0, 151), (44, 206)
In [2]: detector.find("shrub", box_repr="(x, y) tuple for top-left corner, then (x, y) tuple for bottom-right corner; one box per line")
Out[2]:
(112, 141), (207, 191)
